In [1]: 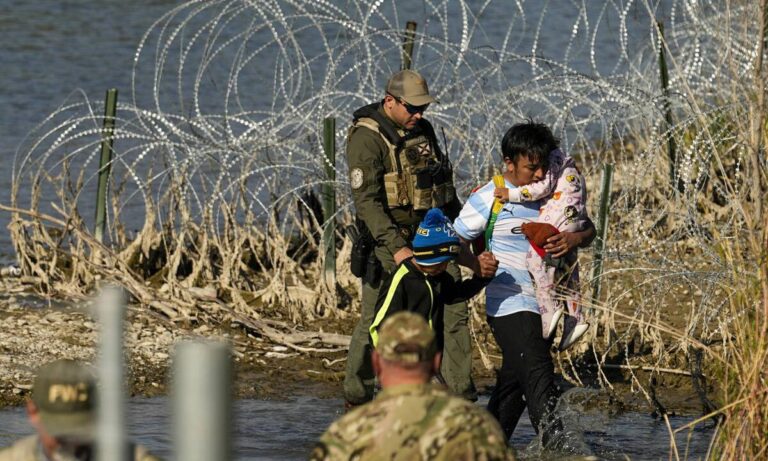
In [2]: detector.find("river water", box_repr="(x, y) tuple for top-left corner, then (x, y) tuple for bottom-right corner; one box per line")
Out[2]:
(0, 1), (716, 459)
(0, 393), (714, 460)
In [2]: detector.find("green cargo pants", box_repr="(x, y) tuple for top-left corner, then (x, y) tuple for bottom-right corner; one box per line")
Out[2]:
(343, 261), (477, 404)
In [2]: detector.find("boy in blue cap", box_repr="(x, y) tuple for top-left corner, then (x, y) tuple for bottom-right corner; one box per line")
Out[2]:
(369, 208), (492, 350)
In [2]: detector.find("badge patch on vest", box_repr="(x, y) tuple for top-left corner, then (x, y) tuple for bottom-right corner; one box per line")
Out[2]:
(350, 168), (364, 189)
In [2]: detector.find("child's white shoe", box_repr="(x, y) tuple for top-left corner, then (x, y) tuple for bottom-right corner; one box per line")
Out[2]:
(559, 316), (589, 351)
(542, 307), (564, 340)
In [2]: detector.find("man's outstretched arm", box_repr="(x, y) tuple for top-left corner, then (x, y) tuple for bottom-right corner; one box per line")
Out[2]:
(456, 238), (498, 278)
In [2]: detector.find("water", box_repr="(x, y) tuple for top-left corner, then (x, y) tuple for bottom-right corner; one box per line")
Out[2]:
(0, 0), (176, 262)
(0, 394), (713, 460)
(0, 396), (339, 460)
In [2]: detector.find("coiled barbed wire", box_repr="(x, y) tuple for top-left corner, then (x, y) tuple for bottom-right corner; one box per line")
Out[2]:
(7, 0), (764, 354)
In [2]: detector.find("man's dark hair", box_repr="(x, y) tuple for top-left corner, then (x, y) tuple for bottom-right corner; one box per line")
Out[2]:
(500, 120), (559, 165)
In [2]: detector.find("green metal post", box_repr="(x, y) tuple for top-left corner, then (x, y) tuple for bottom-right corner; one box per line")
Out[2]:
(591, 163), (614, 304)
(322, 117), (336, 285)
(95, 88), (118, 244)
(657, 22), (681, 192)
(402, 21), (417, 70)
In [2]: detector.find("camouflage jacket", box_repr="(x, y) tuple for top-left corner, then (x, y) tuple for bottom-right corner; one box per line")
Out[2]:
(310, 383), (515, 461)
(0, 435), (162, 461)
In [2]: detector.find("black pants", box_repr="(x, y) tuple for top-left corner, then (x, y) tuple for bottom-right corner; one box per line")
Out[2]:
(487, 311), (563, 446)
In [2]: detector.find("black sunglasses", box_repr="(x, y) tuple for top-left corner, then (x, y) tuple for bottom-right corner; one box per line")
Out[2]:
(388, 93), (429, 115)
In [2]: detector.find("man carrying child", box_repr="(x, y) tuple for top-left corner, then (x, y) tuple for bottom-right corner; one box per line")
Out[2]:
(493, 133), (591, 350)
(453, 121), (595, 447)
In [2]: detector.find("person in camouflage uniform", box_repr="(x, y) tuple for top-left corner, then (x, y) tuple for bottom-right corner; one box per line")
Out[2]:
(344, 69), (497, 406)
(311, 312), (515, 461)
(0, 359), (161, 461)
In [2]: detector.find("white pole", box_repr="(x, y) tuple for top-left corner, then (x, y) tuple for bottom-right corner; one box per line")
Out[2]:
(96, 285), (127, 461)
(173, 341), (232, 461)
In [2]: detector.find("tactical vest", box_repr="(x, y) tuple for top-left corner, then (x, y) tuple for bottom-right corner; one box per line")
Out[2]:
(349, 107), (455, 211)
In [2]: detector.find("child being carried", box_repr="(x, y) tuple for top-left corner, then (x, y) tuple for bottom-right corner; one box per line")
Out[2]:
(494, 147), (589, 350)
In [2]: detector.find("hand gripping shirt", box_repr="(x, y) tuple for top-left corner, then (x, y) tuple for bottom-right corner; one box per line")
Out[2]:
(453, 179), (541, 317)
(504, 148), (568, 203)
(503, 148), (588, 233)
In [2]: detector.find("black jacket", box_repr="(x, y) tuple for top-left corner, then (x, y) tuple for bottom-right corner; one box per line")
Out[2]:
(369, 259), (490, 349)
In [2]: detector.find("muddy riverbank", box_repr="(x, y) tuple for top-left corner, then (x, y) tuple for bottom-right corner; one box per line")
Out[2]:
(0, 276), (712, 419)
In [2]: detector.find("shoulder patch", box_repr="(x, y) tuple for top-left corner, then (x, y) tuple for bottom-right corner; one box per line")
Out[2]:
(350, 168), (364, 189)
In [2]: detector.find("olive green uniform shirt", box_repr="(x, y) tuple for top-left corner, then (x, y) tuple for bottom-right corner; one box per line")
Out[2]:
(311, 383), (515, 461)
(347, 106), (461, 262)
(0, 435), (162, 461)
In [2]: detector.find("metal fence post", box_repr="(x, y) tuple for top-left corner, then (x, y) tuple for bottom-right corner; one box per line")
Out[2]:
(402, 21), (417, 70)
(657, 22), (681, 192)
(96, 285), (127, 461)
(173, 341), (232, 461)
(591, 163), (614, 304)
(322, 117), (336, 287)
(95, 88), (118, 244)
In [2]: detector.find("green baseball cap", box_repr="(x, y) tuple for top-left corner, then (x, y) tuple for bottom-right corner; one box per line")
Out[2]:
(385, 70), (438, 106)
(376, 312), (437, 364)
(31, 359), (96, 439)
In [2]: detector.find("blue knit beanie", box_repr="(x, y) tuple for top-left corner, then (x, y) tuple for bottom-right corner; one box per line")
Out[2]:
(412, 208), (460, 265)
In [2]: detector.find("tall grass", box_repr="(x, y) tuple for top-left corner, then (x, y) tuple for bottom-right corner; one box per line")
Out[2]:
(652, 1), (768, 456)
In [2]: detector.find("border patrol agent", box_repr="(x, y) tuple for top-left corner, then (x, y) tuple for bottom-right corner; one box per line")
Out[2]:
(0, 359), (161, 461)
(312, 312), (516, 461)
(344, 70), (477, 406)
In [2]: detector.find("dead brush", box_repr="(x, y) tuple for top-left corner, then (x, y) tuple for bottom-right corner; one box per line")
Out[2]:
(571, 1), (768, 457)
(4, 93), (356, 351)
